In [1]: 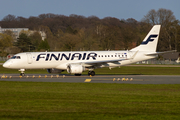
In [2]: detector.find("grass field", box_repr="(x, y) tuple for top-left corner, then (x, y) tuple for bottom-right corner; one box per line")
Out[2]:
(0, 82), (180, 120)
(1, 65), (180, 119)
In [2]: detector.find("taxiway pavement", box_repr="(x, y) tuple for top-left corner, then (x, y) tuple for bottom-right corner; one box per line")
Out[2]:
(0, 74), (180, 84)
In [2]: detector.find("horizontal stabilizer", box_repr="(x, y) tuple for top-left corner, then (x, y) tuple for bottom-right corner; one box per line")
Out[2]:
(145, 50), (176, 56)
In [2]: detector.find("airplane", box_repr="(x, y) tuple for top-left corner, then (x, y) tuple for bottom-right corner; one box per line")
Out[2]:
(2, 25), (175, 76)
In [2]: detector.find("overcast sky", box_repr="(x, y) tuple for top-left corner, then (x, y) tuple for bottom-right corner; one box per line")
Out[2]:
(0, 0), (179, 21)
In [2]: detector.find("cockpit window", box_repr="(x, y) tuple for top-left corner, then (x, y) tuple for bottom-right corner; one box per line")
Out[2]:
(11, 56), (21, 59)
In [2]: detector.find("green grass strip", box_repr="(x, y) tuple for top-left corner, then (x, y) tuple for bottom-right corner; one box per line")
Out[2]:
(0, 82), (180, 119)
(1, 65), (180, 75)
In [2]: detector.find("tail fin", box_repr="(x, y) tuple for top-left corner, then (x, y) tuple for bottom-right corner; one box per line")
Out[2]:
(130, 25), (161, 52)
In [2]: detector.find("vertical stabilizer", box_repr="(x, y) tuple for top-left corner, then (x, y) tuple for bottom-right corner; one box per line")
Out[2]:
(130, 25), (161, 52)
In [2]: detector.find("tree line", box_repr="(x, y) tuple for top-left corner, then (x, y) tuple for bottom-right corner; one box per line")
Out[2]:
(0, 8), (179, 56)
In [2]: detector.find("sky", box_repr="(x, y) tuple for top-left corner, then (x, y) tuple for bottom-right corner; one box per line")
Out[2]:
(0, 0), (179, 21)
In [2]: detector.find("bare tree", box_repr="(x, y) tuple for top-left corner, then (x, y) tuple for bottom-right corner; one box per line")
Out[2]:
(2, 14), (16, 21)
(142, 8), (178, 51)
(1, 12), (179, 52)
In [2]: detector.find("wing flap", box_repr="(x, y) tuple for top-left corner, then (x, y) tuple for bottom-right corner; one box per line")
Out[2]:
(71, 58), (129, 67)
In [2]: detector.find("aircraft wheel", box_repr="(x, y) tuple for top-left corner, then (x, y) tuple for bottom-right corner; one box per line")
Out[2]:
(75, 74), (81, 76)
(88, 71), (91, 76)
(88, 71), (95, 76)
(20, 73), (25, 76)
(19, 69), (25, 76)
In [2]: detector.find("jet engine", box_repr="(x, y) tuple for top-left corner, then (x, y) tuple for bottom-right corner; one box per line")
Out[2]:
(67, 64), (85, 74)
(47, 69), (64, 73)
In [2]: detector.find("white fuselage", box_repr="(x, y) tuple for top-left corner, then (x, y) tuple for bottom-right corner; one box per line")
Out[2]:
(3, 50), (156, 70)
(2, 25), (162, 76)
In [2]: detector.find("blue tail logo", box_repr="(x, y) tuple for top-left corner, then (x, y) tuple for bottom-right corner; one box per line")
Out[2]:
(141, 35), (158, 45)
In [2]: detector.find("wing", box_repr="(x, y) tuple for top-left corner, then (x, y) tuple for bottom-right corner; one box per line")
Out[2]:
(69, 51), (139, 67)
(83, 59), (125, 66)
(69, 58), (129, 68)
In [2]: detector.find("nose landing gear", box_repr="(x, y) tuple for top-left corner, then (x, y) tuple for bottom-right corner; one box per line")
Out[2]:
(19, 69), (25, 76)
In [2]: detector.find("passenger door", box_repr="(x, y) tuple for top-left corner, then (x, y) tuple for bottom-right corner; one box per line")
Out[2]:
(27, 53), (33, 64)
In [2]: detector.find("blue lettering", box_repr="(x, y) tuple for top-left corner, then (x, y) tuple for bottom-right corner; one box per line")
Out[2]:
(60, 53), (71, 60)
(36, 52), (97, 61)
(50, 54), (60, 61)
(82, 53), (86, 60)
(36, 54), (46, 61)
(87, 53), (97, 60)
(45, 54), (50, 61)
(71, 53), (82, 60)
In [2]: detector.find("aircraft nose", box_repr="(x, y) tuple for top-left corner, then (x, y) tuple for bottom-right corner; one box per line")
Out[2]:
(3, 61), (11, 68)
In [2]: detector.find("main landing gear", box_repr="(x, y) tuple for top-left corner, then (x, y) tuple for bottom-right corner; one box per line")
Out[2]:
(74, 71), (95, 76)
(88, 71), (95, 76)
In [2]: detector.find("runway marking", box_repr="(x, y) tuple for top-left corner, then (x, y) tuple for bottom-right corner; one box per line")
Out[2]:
(84, 79), (91, 82)
(1, 75), (145, 82)
(84, 78), (145, 82)
(93, 79), (115, 81)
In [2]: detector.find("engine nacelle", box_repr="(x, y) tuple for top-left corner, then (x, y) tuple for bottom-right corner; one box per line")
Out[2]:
(67, 64), (85, 74)
(47, 69), (64, 73)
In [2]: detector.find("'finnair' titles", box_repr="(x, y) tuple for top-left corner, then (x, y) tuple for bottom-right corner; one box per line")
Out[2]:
(36, 53), (97, 61)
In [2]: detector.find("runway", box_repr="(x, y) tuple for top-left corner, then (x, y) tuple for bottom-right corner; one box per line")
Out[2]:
(1, 74), (180, 84)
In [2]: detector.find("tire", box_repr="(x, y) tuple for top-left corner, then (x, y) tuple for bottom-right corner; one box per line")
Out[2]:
(88, 71), (95, 76)
(75, 74), (81, 76)
(88, 71), (91, 76)
(91, 71), (95, 76)
(20, 73), (25, 76)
